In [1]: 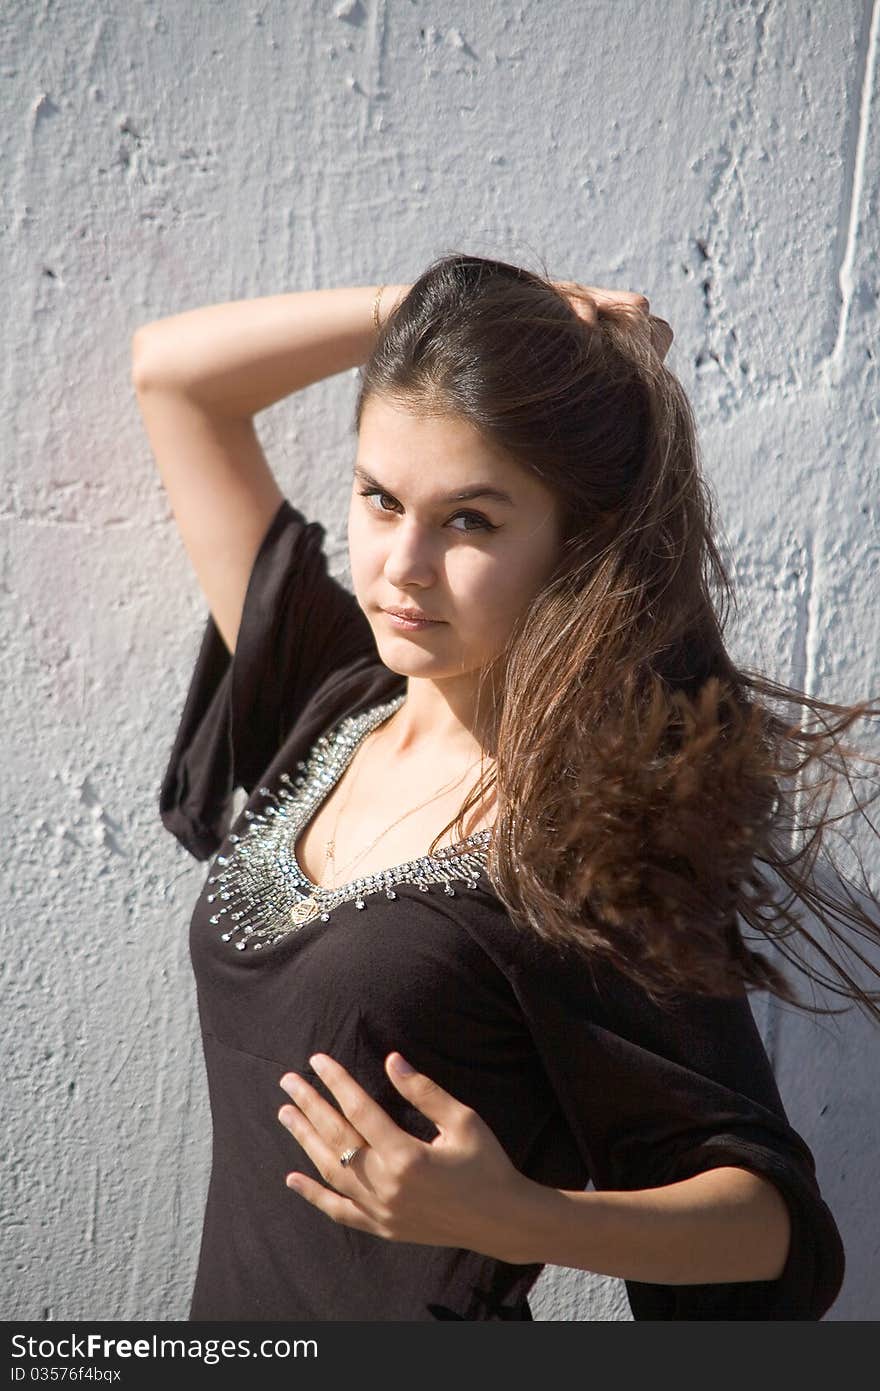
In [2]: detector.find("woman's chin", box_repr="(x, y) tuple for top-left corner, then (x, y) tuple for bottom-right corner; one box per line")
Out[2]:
(375, 645), (446, 673)
(370, 632), (462, 675)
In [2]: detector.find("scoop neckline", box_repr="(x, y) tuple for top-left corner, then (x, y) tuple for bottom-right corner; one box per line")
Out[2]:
(206, 694), (495, 952)
(289, 694), (493, 899)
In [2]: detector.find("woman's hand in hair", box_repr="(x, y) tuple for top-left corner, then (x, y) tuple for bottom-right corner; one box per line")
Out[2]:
(551, 280), (674, 361)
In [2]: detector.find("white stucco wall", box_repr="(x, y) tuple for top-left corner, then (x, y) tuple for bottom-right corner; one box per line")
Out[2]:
(3, 0), (878, 1321)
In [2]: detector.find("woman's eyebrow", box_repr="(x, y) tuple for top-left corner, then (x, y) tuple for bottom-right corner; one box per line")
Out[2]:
(353, 466), (515, 506)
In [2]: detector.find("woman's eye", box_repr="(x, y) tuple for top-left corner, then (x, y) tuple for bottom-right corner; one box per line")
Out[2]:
(361, 489), (399, 515)
(357, 487), (497, 533)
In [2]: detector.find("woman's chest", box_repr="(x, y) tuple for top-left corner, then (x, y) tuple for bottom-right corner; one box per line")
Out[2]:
(199, 697), (495, 952)
(189, 881), (552, 1155)
(294, 768), (497, 891)
(192, 879), (528, 1055)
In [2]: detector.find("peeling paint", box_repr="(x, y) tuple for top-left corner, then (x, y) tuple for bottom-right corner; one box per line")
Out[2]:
(821, 0), (879, 381)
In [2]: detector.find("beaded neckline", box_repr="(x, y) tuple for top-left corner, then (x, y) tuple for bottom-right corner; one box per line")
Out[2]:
(204, 693), (493, 951)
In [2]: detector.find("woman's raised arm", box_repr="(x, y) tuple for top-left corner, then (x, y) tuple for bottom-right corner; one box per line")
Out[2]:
(131, 284), (409, 654)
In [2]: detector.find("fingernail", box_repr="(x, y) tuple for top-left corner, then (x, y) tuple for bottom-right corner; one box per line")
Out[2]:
(391, 1053), (415, 1075)
(309, 1054), (326, 1075)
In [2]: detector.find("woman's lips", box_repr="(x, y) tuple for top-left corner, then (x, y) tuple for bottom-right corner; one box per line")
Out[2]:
(381, 609), (445, 631)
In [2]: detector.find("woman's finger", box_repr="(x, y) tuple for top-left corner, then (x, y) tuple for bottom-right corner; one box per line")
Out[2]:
(648, 315), (674, 360)
(284, 1169), (387, 1236)
(279, 1072), (365, 1158)
(283, 1055), (407, 1154)
(555, 281), (650, 319)
(383, 1052), (478, 1133)
(555, 282), (672, 361)
(278, 1099), (375, 1195)
(585, 285), (649, 312)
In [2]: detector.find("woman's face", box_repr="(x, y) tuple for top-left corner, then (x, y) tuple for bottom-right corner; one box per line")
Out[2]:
(348, 394), (563, 682)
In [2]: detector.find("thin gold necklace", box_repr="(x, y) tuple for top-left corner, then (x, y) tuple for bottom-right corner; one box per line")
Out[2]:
(319, 717), (485, 888)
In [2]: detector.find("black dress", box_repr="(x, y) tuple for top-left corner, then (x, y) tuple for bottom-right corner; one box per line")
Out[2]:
(160, 497), (846, 1321)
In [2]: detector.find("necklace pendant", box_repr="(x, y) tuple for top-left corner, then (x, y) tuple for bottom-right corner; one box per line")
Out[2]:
(289, 895), (322, 926)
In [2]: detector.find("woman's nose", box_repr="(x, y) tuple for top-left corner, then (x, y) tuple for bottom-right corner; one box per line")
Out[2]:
(383, 525), (438, 587)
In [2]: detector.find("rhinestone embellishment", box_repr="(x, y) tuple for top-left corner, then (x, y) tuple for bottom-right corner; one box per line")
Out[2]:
(205, 692), (492, 951)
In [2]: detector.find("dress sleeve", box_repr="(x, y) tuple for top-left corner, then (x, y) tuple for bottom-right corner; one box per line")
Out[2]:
(159, 497), (382, 861)
(503, 935), (846, 1319)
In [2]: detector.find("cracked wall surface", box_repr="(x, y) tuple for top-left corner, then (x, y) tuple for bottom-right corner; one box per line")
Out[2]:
(3, 0), (878, 1322)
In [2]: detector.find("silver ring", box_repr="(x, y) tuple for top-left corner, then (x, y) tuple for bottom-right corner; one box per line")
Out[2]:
(339, 1146), (363, 1167)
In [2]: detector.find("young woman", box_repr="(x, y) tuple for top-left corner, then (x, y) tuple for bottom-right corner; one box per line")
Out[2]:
(134, 254), (879, 1321)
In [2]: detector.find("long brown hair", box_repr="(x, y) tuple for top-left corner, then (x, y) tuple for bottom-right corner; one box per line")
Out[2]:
(354, 251), (880, 1023)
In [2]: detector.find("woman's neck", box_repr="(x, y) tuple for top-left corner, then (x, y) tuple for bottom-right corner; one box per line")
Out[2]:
(381, 677), (497, 761)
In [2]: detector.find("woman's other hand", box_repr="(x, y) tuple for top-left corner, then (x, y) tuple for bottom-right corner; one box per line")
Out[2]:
(551, 279), (674, 361)
(277, 1052), (540, 1264)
